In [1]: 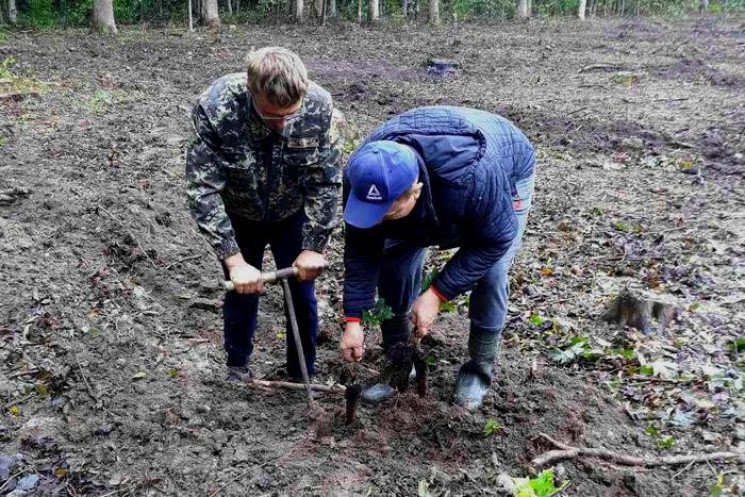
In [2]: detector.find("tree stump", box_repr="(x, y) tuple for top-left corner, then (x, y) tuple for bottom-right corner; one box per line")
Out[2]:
(601, 289), (679, 334)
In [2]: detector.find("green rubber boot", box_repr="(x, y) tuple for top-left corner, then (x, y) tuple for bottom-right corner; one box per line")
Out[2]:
(454, 326), (501, 410)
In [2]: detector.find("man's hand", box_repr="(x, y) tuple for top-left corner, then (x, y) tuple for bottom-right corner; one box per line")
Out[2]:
(340, 321), (365, 362)
(411, 288), (442, 338)
(225, 253), (264, 294)
(294, 250), (326, 281)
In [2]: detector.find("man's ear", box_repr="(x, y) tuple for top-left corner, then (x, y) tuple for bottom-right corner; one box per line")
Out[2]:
(412, 182), (424, 199)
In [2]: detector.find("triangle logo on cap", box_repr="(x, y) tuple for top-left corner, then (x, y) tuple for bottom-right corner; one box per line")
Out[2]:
(366, 184), (383, 201)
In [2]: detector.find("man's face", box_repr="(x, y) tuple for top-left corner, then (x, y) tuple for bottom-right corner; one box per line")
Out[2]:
(380, 183), (423, 223)
(252, 92), (302, 132)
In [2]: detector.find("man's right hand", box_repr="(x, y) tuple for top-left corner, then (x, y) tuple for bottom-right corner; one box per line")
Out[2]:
(225, 253), (264, 294)
(340, 321), (365, 362)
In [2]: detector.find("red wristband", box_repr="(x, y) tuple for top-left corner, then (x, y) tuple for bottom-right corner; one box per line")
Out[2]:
(345, 317), (362, 323)
(430, 286), (448, 302)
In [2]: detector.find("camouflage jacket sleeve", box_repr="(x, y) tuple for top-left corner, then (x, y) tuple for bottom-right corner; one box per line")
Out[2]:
(301, 106), (343, 253)
(185, 105), (240, 260)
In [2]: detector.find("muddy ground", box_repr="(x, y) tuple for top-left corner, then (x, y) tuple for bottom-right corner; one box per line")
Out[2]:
(1, 14), (744, 497)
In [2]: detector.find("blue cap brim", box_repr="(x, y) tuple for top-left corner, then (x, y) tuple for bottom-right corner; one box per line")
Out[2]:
(344, 193), (394, 229)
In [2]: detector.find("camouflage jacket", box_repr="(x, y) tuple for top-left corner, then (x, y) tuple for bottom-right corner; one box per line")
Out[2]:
(185, 73), (342, 260)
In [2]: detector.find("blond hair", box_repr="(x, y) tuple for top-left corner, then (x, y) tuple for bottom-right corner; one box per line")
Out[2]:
(245, 47), (308, 107)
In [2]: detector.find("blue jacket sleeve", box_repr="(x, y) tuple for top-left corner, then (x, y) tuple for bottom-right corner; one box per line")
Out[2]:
(431, 168), (517, 300)
(342, 181), (384, 319)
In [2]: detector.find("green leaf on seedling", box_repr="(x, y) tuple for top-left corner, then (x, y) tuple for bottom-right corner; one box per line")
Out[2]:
(439, 300), (457, 313)
(425, 354), (436, 367)
(276, 331), (286, 339)
(689, 302), (700, 312)
(514, 468), (569, 497)
(730, 338), (745, 353)
(709, 473), (725, 497)
(617, 348), (636, 359)
(529, 314), (545, 326)
(656, 435), (675, 449)
(35, 384), (49, 398)
(639, 365), (654, 376)
(482, 418), (502, 437)
(132, 370), (147, 380)
(614, 221), (629, 231)
(88, 327), (102, 337)
(362, 299), (394, 328)
(645, 425), (660, 437)
(168, 367), (179, 379)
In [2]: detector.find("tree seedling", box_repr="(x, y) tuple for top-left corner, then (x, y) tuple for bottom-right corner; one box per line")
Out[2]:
(512, 467), (569, 497)
(482, 418), (502, 437)
(656, 435), (675, 449)
(362, 298), (393, 328)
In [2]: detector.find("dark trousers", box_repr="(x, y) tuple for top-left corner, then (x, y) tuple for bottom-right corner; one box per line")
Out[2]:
(222, 211), (318, 378)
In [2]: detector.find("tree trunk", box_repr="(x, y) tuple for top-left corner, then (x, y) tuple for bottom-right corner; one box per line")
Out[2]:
(369, 0), (379, 21)
(227, 0), (232, 15)
(294, 0), (303, 21)
(402, 0), (408, 16)
(236, 0), (240, 13)
(578, 0), (586, 19)
(527, 0), (532, 14)
(92, 0), (117, 33)
(188, 0), (194, 30)
(428, 0), (439, 24)
(202, 0), (219, 28)
(8, 0), (17, 25)
(328, 0), (335, 16)
(699, 0), (709, 11)
(517, 0), (528, 17)
(357, 0), (361, 22)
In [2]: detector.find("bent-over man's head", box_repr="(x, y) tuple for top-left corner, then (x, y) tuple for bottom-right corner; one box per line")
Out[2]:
(344, 141), (423, 229)
(245, 47), (308, 131)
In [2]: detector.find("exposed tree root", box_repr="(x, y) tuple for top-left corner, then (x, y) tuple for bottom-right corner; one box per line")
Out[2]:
(531, 433), (744, 469)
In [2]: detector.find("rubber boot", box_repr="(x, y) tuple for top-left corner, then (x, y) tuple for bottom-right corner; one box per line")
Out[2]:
(454, 326), (502, 410)
(362, 315), (411, 404)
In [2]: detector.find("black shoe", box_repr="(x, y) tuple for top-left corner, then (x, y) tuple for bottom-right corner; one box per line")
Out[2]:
(226, 365), (252, 383)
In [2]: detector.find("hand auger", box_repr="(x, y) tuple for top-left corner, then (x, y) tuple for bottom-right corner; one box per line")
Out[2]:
(225, 266), (316, 408)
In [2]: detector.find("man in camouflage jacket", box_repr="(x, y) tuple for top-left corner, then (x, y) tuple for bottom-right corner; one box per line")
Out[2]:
(185, 47), (342, 381)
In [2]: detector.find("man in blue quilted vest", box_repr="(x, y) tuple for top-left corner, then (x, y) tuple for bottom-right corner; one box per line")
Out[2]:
(339, 106), (535, 410)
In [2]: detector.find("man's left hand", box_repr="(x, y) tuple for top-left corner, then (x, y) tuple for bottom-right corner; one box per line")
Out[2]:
(293, 250), (327, 281)
(411, 288), (441, 338)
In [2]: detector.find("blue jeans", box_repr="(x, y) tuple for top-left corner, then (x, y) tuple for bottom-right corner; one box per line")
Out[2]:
(223, 210), (318, 378)
(378, 173), (535, 343)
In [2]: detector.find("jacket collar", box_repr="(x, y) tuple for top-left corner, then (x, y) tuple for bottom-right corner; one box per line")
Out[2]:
(413, 152), (438, 226)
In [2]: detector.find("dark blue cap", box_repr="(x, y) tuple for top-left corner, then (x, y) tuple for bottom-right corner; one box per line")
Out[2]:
(344, 141), (418, 229)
